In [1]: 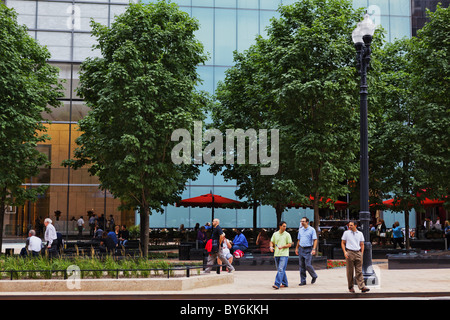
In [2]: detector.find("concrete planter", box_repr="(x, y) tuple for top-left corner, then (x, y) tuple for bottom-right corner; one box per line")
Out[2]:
(0, 273), (233, 292)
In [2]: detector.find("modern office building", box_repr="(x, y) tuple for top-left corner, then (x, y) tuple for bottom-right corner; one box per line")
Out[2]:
(2, 0), (446, 235)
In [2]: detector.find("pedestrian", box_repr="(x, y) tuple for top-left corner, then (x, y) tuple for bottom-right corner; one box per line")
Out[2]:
(270, 221), (293, 289)
(88, 214), (96, 236)
(44, 218), (58, 258)
(295, 217), (318, 285)
(444, 220), (450, 250)
(204, 219), (235, 273)
(392, 221), (404, 249)
(341, 221), (370, 293)
(77, 216), (84, 237)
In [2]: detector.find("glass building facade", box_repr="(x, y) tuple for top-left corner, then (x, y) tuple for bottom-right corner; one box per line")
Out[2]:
(4, 0), (431, 235)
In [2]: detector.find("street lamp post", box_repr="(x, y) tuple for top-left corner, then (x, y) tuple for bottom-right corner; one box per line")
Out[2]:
(352, 13), (378, 286)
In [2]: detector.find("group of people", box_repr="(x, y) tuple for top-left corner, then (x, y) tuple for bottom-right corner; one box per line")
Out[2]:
(95, 224), (130, 253)
(20, 216), (131, 257)
(20, 218), (60, 258)
(270, 218), (370, 292)
(202, 217), (370, 293)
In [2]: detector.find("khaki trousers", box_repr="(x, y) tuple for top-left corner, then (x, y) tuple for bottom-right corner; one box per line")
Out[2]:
(346, 250), (365, 290)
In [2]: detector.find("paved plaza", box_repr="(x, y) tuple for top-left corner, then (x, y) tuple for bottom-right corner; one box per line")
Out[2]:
(1, 238), (449, 300)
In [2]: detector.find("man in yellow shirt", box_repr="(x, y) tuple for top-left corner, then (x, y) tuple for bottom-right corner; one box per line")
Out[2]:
(270, 221), (293, 289)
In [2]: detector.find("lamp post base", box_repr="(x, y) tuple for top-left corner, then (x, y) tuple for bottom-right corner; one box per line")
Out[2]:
(362, 242), (379, 286)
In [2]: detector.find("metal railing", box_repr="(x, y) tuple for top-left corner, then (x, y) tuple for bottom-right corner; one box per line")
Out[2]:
(0, 264), (225, 281)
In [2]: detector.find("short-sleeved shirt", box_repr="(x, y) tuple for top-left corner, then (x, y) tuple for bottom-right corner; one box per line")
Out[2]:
(212, 225), (223, 242)
(341, 230), (365, 251)
(297, 226), (317, 247)
(270, 231), (292, 257)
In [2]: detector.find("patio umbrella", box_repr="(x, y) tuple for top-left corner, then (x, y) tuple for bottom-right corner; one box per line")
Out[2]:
(286, 196), (348, 210)
(383, 197), (445, 208)
(175, 192), (244, 221)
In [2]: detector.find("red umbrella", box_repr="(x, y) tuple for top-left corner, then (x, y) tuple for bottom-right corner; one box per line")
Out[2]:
(383, 197), (445, 208)
(286, 196), (348, 210)
(176, 193), (244, 220)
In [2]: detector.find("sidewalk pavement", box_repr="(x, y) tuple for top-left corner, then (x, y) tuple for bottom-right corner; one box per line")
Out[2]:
(0, 262), (449, 299)
(2, 239), (449, 299)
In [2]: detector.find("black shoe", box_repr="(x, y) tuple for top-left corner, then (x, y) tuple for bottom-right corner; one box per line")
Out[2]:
(299, 282), (306, 286)
(361, 287), (370, 293)
(311, 277), (317, 284)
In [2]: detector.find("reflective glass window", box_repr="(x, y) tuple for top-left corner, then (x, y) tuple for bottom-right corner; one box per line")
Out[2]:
(260, 0), (281, 10)
(260, 10), (279, 38)
(191, 166), (214, 185)
(214, 66), (229, 91)
(216, 0), (237, 8)
(196, 66), (214, 93)
(172, 0), (192, 6)
(237, 9), (259, 52)
(37, 2), (70, 30)
(390, 16), (411, 40)
(73, 33), (102, 61)
(8, 0), (37, 29)
(352, 0), (368, 10)
(192, 7), (214, 64)
(36, 31), (72, 61)
(367, 0), (389, 16)
(192, 0), (213, 7)
(238, 0), (259, 9)
(214, 8), (237, 66)
(389, 0), (411, 16)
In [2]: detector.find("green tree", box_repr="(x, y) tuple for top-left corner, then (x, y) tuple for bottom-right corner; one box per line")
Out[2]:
(265, 0), (363, 229)
(212, 0), (370, 230)
(411, 5), (450, 203)
(211, 42), (293, 228)
(0, 4), (63, 249)
(64, 1), (208, 256)
(370, 38), (422, 249)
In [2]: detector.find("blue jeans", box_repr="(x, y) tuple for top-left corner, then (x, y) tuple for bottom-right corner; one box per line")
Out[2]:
(274, 256), (289, 287)
(298, 247), (317, 284)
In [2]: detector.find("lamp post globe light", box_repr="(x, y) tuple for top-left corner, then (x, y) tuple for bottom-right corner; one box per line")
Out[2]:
(352, 13), (378, 286)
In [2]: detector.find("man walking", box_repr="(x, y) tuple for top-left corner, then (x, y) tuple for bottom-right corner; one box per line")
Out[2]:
(44, 218), (58, 258)
(204, 219), (235, 273)
(270, 221), (293, 289)
(77, 216), (84, 238)
(341, 221), (370, 293)
(295, 217), (318, 286)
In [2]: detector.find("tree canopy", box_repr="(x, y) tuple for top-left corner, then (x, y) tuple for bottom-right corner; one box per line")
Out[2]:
(65, 1), (209, 255)
(0, 4), (63, 249)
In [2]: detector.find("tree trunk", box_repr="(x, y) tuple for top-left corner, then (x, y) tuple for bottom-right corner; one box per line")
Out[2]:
(404, 209), (410, 250)
(313, 191), (320, 253)
(0, 193), (6, 254)
(140, 205), (150, 258)
(253, 199), (258, 231)
(313, 191), (320, 232)
(275, 202), (283, 227)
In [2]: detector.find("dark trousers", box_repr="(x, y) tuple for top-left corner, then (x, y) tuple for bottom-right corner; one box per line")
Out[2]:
(47, 240), (59, 258)
(298, 246), (317, 284)
(392, 237), (404, 249)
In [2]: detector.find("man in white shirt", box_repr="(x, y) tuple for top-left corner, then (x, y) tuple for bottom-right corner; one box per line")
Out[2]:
(341, 221), (370, 293)
(77, 216), (85, 237)
(27, 229), (42, 257)
(44, 218), (58, 257)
